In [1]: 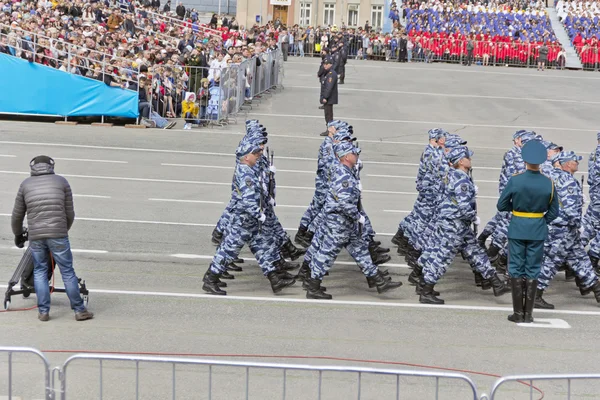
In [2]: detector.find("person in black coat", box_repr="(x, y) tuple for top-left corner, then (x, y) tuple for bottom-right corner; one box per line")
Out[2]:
(398, 34), (408, 62)
(339, 42), (348, 84)
(175, 1), (185, 19)
(319, 57), (338, 135)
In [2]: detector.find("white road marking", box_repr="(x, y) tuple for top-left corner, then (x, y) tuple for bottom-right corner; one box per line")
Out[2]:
(517, 318), (571, 329)
(73, 194), (112, 199)
(287, 85), (600, 106)
(368, 174), (498, 184)
(41, 286), (600, 317)
(250, 113), (598, 133)
(53, 157), (128, 164)
(162, 163), (316, 174)
(149, 198), (225, 205)
(8, 246), (109, 254)
(0, 154), (16, 158)
(383, 210), (411, 214)
(275, 204), (307, 208)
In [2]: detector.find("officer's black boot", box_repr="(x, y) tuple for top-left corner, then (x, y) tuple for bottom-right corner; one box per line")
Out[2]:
(267, 271), (296, 294)
(232, 257), (245, 264)
(480, 277), (492, 290)
(369, 240), (390, 254)
(391, 228), (404, 246)
(495, 254), (507, 275)
(414, 275), (440, 296)
(294, 226), (310, 247)
(211, 228), (223, 245)
(202, 270), (227, 295)
(565, 267), (576, 282)
(220, 270), (235, 280)
(296, 261), (311, 282)
(490, 273), (510, 297)
(534, 288), (554, 310)
(281, 239), (306, 260)
(408, 265), (422, 286)
(487, 244), (501, 262)
(507, 277), (525, 323)
(418, 277), (444, 304)
(274, 260), (297, 280)
(278, 253), (300, 271)
(590, 254), (600, 275)
(474, 272), (483, 287)
(524, 279), (538, 322)
(371, 251), (391, 266)
(367, 271), (390, 288)
(589, 281), (600, 304)
(477, 232), (489, 250)
(367, 270), (402, 294)
(226, 262), (243, 272)
(305, 277), (332, 300)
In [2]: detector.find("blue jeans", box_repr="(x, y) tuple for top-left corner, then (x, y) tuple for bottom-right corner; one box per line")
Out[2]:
(30, 237), (85, 314)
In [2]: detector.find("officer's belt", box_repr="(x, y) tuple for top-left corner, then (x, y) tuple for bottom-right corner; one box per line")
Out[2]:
(513, 211), (544, 218)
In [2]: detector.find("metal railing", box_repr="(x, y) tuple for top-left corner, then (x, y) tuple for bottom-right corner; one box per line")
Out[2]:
(0, 346), (54, 400)
(137, 9), (222, 38)
(483, 373), (600, 400)
(58, 353), (480, 400)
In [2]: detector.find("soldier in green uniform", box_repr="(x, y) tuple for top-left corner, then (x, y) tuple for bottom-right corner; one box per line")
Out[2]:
(497, 140), (559, 323)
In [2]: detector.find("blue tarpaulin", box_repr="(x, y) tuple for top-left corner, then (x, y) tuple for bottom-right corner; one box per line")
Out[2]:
(0, 53), (138, 118)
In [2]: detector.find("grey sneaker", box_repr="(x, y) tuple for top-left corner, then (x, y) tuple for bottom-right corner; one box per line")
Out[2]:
(75, 310), (94, 321)
(38, 313), (49, 322)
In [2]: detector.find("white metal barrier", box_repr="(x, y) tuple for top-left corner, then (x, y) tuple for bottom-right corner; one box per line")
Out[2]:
(0, 346), (54, 400)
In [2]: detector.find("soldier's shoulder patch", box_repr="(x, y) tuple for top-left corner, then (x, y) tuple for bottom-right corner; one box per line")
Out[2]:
(342, 181), (349, 188)
(461, 183), (468, 192)
(245, 177), (253, 187)
(568, 185), (575, 194)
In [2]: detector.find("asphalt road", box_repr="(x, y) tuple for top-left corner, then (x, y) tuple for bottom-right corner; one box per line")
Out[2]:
(1, 59), (600, 400)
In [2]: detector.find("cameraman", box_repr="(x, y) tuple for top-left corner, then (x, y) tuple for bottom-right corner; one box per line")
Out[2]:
(11, 156), (93, 322)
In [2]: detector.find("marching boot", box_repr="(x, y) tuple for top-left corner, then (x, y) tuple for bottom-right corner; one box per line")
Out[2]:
(282, 239), (306, 260)
(589, 254), (600, 275)
(565, 267), (576, 282)
(211, 228), (223, 245)
(278, 254), (300, 271)
(474, 272), (483, 287)
(367, 273), (390, 288)
(226, 262), (243, 272)
(534, 288), (554, 310)
(371, 252), (391, 266)
(391, 228), (404, 246)
(414, 275), (440, 296)
(296, 261), (311, 281)
(495, 254), (507, 275)
(267, 271), (296, 294)
(507, 277), (525, 323)
(477, 232), (489, 250)
(305, 277), (332, 300)
(589, 281), (600, 304)
(408, 266), (422, 286)
(487, 244), (501, 262)
(524, 279), (538, 323)
(294, 226), (310, 247)
(480, 278), (492, 290)
(490, 273), (510, 297)
(220, 270), (235, 280)
(577, 277), (594, 296)
(368, 270), (403, 294)
(202, 270), (227, 295)
(369, 240), (390, 254)
(232, 257), (244, 264)
(273, 261), (297, 280)
(418, 277), (444, 304)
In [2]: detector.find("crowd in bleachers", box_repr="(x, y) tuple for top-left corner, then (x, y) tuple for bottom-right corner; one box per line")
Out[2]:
(557, 0), (600, 68)
(0, 0), (286, 125)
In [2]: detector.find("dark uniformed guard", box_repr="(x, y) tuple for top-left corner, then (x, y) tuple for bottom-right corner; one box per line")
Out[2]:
(497, 140), (559, 323)
(319, 57), (338, 135)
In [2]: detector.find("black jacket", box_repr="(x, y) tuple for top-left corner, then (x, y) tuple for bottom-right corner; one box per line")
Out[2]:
(176, 4), (185, 18)
(12, 161), (75, 240)
(320, 69), (338, 105)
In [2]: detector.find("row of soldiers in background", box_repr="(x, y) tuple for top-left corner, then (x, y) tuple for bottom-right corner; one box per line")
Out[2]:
(293, 120), (403, 299)
(204, 120), (307, 295)
(390, 128), (600, 309)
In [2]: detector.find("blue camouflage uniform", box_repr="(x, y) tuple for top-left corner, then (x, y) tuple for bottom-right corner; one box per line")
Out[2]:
(309, 142), (379, 280)
(537, 151), (599, 295)
(419, 146), (498, 285)
(581, 136), (600, 258)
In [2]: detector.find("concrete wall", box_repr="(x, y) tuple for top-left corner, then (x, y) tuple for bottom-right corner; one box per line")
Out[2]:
(185, 0), (237, 15)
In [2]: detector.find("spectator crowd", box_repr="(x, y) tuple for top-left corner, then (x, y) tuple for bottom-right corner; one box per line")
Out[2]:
(557, 0), (600, 68)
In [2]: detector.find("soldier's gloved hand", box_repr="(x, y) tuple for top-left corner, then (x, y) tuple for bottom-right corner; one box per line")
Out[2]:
(358, 215), (366, 225)
(357, 182), (363, 191)
(473, 216), (481, 226)
(268, 198), (276, 207)
(474, 185), (479, 195)
(258, 213), (266, 223)
(14, 234), (25, 249)
(269, 166), (276, 174)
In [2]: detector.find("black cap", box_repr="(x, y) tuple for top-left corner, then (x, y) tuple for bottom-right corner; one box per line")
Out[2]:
(30, 155), (54, 166)
(323, 57), (333, 65)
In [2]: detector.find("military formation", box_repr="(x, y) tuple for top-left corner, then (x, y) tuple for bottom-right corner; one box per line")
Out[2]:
(204, 119), (600, 312)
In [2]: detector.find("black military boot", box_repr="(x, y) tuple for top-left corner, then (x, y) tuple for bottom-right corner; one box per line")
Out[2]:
(232, 257), (244, 264)
(534, 289), (554, 310)
(277, 254), (300, 271)
(202, 270), (227, 295)
(589, 281), (600, 303)
(590, 255), (600, 275)
(408, 265), (422, 286)
(495, 254), (507, 275)
(267, 271), (296, 294)
(565, 267), (575, 282)
(220, 270), (235, 280)
(226, 262), (243, 272)
(474, 272), (483, 287)
(296, 261), (310, 281)
(211, 228), (223, 245)
(487, 244), (501, 262)
(489, 273), (510, 297)
(507, 277), (525, 323)
(367, 271), (403, 294)
(524, 279), (538, 322)
(414, 276), (440, 296)
(305, 277), (332, 300)
(477, 232), (489, 250)
(371, 252), (391, 266)
(281, 239), (306, 261)
(391, 228), (404, 246)
(294, 226), (310, 247)
(418, 277), (444, 304)
(369, 240), (390, 254)
(274, 261), (297, 280)
(480, 278), (492, 290)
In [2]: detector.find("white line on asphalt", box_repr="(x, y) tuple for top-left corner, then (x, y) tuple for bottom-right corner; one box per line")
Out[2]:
(368, 174), (498, 183)
(288, 85), (600, 106)
(8, 247), (108, 253)
(275, 204), (307, 208)
(73, 194), (112, 199)
(0, 154), (16, 157)
(250, 113), (598, 133)
(54, 157), (128, 164)
(149, 198), (225, 205)
(54, 286), (600, 317)
(162, 163), (316, 174)
(383, 210), (411, 213)
(170, 254), (409, 269)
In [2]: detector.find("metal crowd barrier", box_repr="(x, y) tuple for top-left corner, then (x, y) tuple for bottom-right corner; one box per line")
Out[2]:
(0, 346), (53, 400)
(483, 373), (600, 399)
(58, 353), (480, 400)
